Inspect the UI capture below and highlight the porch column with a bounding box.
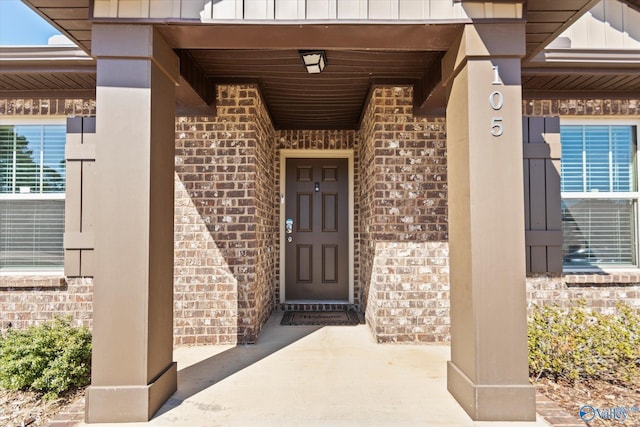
[85,24,178,422]
[443,23,536,421]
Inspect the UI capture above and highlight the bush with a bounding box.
[0,318,92,399]
[528,303,640,387]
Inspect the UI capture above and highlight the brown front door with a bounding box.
[285,158,349,300]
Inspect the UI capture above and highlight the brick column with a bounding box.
[85,24,178,422]
[443,22,536,421]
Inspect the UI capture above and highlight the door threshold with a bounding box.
[284,300,350,305]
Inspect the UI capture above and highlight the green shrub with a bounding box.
[0,318,92,399]
[528,302,640,387]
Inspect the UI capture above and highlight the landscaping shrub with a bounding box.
[0,318,92,399]
[528,303,640,387]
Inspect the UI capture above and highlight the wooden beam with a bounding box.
[158,24,463,51]
[0,89,95,98]
[0,64,95,73]
[413,52,445,115]
[175,50,216,116]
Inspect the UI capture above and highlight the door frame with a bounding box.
[279,149,355,304]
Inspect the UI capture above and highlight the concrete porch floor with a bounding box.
[81,312,550,426]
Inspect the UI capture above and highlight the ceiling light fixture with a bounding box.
[299,50,327,74]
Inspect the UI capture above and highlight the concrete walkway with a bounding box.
[81,312,550,426]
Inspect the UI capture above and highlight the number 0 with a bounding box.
[489,91,504,110]
[491,118,503,137]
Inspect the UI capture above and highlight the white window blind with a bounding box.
[0,199,65,269]
[0,124,66,271]
[561,124,638,267]
[562,199,635,265]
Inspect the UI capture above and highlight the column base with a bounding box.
[85,361,177,423]
[447,361,536,421]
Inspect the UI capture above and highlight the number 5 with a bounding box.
[491,117,503,137]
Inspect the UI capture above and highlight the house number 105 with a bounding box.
[490,65,504,137]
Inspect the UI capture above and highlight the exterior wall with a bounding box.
[556,0,640,50]
[3,92,640,344]
[0,98,96,116]
[523,97,640,314]
[0,278,92,331]
[527,274,640,311]
[174,85,277,345]
[0,97,95,334]
[92,0,471,20]
[359,87,450,343]
[523,98,640,116]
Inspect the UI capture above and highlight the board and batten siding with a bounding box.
[523,116,563,273]
[92,0,472,20]
[557,0,640,50]
[64,117,96,277]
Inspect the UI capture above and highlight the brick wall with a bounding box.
[523,98,640,315]
[4,91,640,346]
[359,87,450,343]
[0,97,95,335]
[0,278,93,332]
[174,85,277,345]
[523,99,640,117]
[527,274,640,312]
[253,93,279,336]
[0,98,96,116]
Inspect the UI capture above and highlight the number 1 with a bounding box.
[492,65,502,85]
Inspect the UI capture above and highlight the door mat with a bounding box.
[280,310,361,326]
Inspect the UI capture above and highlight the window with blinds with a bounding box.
[560,124,638,267]
[0,124,66,271]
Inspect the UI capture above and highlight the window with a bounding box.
[561,124,638,268]
[0,122,66,271]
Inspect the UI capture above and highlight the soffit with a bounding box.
[0,72,95,93]
[190,49,442,129]
[23,0,92,52]
[0,45,96,97]
[521,68,640,99]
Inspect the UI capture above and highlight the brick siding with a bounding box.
[174,85,277,345]
[0,97,95,335]
[527,274,640,312]
[523,99,640,116]
[522,98,640,315]
[359,87,450,343]
[2,93,640,345]
[0,277,92,332]
[0,98,96,116]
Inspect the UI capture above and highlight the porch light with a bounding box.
[299,50,327,74]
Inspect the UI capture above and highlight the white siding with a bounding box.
[92,0,469,20]
[558,0,640,49]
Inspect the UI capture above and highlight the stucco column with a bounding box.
[443,22,536,421]
[85,24,178,423]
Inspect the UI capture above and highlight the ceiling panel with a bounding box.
[190,49,441,129]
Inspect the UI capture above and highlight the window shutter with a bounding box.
[523,116,563,273]
[64,117,95,277]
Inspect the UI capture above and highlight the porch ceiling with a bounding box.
[521,67,640,99]
[189,49,442,129]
